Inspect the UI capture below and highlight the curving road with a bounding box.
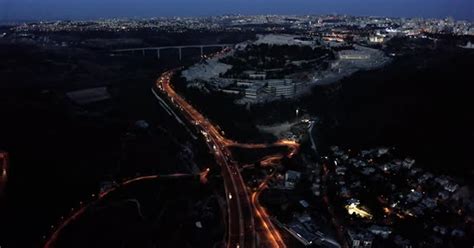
[155,71,256,248]
[155,69,300,248]
[252,169,286,248]
[43,68,299,248]
[43,173,201,248]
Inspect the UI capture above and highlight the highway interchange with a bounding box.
[42,54,301,248]
[155,69,300,248]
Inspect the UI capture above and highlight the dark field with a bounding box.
[316,45,474,178]
[53,178,223,248]
[0,43,194,247]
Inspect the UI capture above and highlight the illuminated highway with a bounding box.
[155,69,300,248]
[156,71,256,248]
[252,169,286,248]
[43,70,299,248]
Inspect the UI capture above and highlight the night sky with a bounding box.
[0,0,473,21]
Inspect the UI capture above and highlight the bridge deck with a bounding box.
[113,44,234,52]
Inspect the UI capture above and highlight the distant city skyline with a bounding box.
[0,0,473,21]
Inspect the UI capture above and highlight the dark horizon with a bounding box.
[1,0,473,22]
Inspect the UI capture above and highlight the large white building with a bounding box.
[338,50,371,60]
[239,78,307,103]
[267,79,297,98]
[243,83,265,101]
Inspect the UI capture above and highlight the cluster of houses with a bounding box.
[328,146,472,247]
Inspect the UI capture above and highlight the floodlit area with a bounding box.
[180,34,391,105]
[345,202,373,219]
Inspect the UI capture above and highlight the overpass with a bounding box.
[112,43,234,60]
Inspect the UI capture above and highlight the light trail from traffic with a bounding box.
[228,139,299,158]
[43,172,201,248]
[156,70,256,248]
[260,155,284,167]
[251,171,286,248]
[156,68,300,248]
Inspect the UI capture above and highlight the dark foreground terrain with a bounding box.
[318,43,474,179]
